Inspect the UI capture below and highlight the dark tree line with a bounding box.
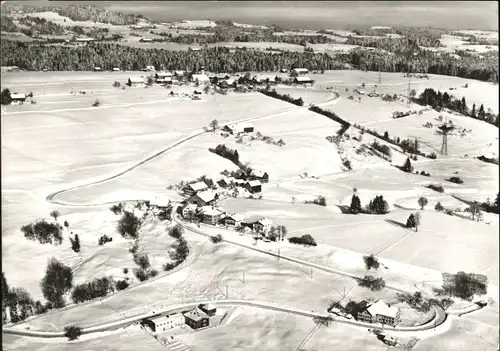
[209,144,240,166]
[3,4,143,25]
[415,88,498,127]
[3,39,497,83]
[260,89,304,106]
[17,16,65,36]
[71,277,114,303]
[309,105,351,135]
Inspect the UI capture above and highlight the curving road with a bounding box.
[3,298,447,339]
[44,91,336,207]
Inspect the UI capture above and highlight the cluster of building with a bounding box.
[123,66,315,89]
[179,178,274,235]
[144,303,217,333]
[331,300,401,327]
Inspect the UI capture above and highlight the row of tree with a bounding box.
[209,144,240,166]
[260,89,304,106]
[414,88,498,127]
[349,193,389,215]
[3,39,497,84]
[3,4,143,25]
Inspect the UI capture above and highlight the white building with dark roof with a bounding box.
[145,313,185,332]
[357,300,400,326]
[128,77,145,87]
[10,93,26,103]
[200,206,224,225]
[184,181,209,195]
[189,189,217,206]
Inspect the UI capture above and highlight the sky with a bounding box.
[6,1,499,31]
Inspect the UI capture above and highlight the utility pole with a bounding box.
[226,284,228,299]
[242,271,245,284]
[310,267,313,278]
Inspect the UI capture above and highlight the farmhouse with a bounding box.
[144,313,185,332]
[174,70,186,78]
[191,73,210,84]
[155,72,172,80]
[128,77,145,87]
[112,67,121,72]
[357,300,400,326]
[198,303,217,317]
[245,180,262,194]
[141,37,153,42]
[184,181,209,196]
[182,203,198,219]
[253,217,273,234]
[184,308,209,330]
[236,122,255,134]
[291,68,309,76]
[200,206,223,225]
[294,76,314,85]
[220,213,243,227]
[10,93,26,103]
[251,170,269,183]
[189,190,217,206]
[93,66,102,72]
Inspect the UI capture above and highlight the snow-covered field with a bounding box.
[2,69,498,350]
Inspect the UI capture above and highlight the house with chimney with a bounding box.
[188,189,218,207]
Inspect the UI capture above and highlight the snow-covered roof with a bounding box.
[201,206,222,216]
[247,180,262,187]
[10,93,26,100]
[190,181,208,192]
[128,77,144,83]
[175,70,186,75]
[183,203,198,212]
[184,308,208,321]
[156,72,172,77]
[157,77,172,83]
[199,303,216,310]
[225,78,236,85]
[192,74,210,82]
[226,214,244,222]
[196,190,216,203]
[366,300,399,318]
[295,76,314,82]
[258,217,273,227]
[112,67,121,71]
[292,68,309,74]
[148,313,183,324]
[252,170,267,177]
[150,196,170,207]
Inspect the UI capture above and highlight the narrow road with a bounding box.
[3,297,447,339]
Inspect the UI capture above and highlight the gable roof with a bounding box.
[148,313,183,325]
[295,76,314,82]
[184,307,208,321]
[195,190,216,203]
[156,72,172,77]
[199,303,216,310]
[225,214,244,222]
[201,205,222,216]
[129,77,144,83]
[247,180,262,187]
[192,74,210,81]
[183,203,198,212]
[189,181,208,192]
[292,68,309,73]
[366,300,399,318]
[252,170,267,178]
